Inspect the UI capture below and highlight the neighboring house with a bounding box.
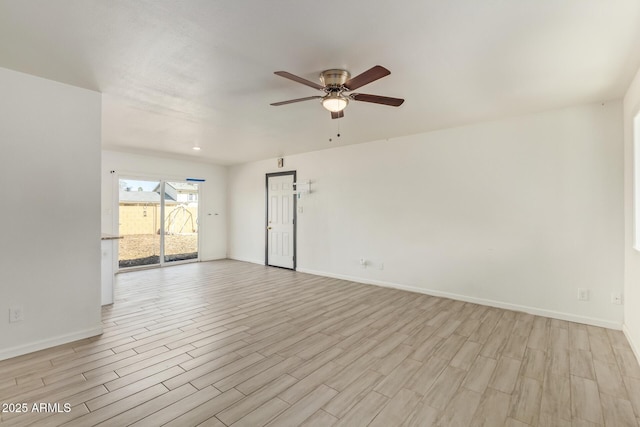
[118,190,161,205]
[152,182,198,204]
[118,182,198,205]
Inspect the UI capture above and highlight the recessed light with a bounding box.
[192,146,201,151]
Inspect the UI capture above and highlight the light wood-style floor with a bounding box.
[1,260,640,426]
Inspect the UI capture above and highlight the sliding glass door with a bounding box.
[118,178,199,269]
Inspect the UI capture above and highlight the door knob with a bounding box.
[267,226,272,230]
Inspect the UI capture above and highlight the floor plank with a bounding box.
[0,259,638,426]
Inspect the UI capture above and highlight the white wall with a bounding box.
[0,67,102,360]
[623,66,640,359]
[229,101,624,328]
[101,150,227,261]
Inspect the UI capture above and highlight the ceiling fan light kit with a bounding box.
[322,92,348,112]
[271,65,404,119]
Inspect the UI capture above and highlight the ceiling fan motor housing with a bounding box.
[320,69,350,91]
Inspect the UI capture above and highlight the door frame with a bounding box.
[265,170,297,270]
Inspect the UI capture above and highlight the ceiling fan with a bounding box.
[270,65,404,119]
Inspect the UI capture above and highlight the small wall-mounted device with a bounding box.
[277,158,284,168]
[293,180,311,199]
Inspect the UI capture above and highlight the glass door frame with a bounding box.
[114,172,201,272]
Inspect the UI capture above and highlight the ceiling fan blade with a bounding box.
[331,110,344,119]
[350,93,404,107]
[270,96,322,106]
[274,71,325,90]
[344,66,390,90]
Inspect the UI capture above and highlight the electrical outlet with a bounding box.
[9,306,24,323]
[359,257,366,268]
[378,262,384,270]
[577,288,589,301]
[611,292,623,305]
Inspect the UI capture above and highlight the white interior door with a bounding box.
[267,173,295,269]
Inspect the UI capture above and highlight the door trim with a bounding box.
[265,171,297,270]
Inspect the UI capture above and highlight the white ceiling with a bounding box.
[1,1,639,165]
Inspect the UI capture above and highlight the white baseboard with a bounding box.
[623,324,640,366]
[297,267,623,330]
[199,256,228,262]
[0,326,103,362]
[228,256,265,266]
